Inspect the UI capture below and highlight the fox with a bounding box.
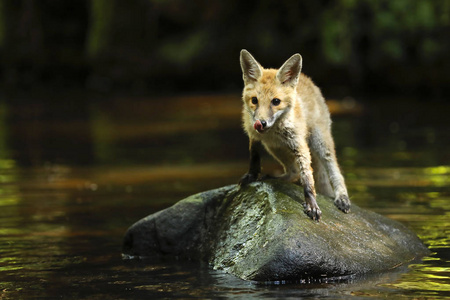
[239,49,350,221]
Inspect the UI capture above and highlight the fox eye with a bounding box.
[272,98,281,106]
[251,97,258,105]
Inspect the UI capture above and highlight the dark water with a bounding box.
[0,94,449,299]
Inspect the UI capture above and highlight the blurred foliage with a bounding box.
[0,0,448,98]
[86,0,115,58]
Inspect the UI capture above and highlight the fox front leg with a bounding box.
[309,128,351,213]
[294,140,322,221]
[239,140,262,186]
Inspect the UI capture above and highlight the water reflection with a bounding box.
[0,94,448,298]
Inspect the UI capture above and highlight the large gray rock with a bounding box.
[122,181,429,282]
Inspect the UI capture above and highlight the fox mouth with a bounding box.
[254,120,268,133]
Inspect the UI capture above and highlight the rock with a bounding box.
[122,180,430,282]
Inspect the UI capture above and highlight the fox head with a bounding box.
[240,49,302,133]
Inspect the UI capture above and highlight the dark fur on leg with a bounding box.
[303,186,322,221]
[239,140,262,186]
[239,173,259,186]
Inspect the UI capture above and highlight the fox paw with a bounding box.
[239,173,258,186]
[303,202,322,221]
[334,194,351,213]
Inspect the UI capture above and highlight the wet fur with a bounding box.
[239,50,350,221]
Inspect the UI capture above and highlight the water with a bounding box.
[0,94,449,299]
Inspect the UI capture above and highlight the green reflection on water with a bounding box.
[344,162,450,298]
[382,259,450,295]
[425,166,450,175]
[424,166,450,187]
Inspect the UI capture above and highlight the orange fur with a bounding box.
[239,50,350,221]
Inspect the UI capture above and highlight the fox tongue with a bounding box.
[254,120,264,132]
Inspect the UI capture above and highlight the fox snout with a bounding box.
[254,119,268,133]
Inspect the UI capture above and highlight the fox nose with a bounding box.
[260,120,267,128]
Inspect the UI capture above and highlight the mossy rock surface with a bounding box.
[122,181,429,282]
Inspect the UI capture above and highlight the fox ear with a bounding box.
[277,54,302,86]
[240,49,262,83]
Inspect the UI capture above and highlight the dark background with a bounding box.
[0,0,448,99]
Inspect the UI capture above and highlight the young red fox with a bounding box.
[239,49,350,221]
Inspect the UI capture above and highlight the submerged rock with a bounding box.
[122,181,429,282]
